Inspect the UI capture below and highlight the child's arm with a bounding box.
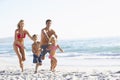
[32,44,36,53]
[57,45,64,53]
[37,41,42,51]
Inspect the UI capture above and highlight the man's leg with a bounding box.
[40,45,49,60]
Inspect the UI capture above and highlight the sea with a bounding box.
[1,37,120,59]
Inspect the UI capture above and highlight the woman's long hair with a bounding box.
[17,20,24,29]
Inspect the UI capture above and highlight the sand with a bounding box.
[0,55,120,80]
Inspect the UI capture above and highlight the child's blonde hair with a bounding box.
[49,35,56,43]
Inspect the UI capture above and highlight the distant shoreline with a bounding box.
[1,36,120,40]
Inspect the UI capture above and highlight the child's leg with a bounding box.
[49,55,53,70]
[38,55,42,65]
[50,58,57,71]
[34,57,41,73]
[52,57,57,71]
[35,63,39,73]
[50,59,54,71]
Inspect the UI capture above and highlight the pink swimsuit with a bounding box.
[49,55,53,59]
[50,45,58,51]
[49,45,58,59]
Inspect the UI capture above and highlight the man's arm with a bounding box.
[52,29,58,39]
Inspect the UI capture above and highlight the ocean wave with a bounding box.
[1,37,120,59]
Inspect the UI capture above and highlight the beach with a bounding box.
[1,55,120,80]
[1,37,120,80]
[1,0,120,79]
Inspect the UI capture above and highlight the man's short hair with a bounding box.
[46,19,51,24]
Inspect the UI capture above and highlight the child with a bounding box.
[32,34,42,73]
[48,36,64,72]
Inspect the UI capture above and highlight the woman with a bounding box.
[13,20,33,72]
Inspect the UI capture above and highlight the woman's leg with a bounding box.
[19,48,26,61]
[19,48,26,72]
[13,44,23,72]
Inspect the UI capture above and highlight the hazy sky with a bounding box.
[0,0,120,39]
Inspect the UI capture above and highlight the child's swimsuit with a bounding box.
[33,54,42,63]
[49,45,58,59]
[50,45,58,51]
[49,55,54,59]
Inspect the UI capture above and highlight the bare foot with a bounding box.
[34,71,37,74]
[50,68,56,72]
[20,62,23,72]
[52,69,56,72]
[50,69,55,72]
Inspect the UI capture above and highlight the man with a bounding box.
[40,19,57,60]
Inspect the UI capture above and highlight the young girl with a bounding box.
[32,34,42,73]
[48,36,64,72]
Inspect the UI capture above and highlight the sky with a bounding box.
[0,0,120,40]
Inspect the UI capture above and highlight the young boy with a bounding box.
[32,34,42,73]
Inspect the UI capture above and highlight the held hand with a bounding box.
[31,37,34,41]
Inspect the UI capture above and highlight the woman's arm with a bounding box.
[25,30,33,41]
